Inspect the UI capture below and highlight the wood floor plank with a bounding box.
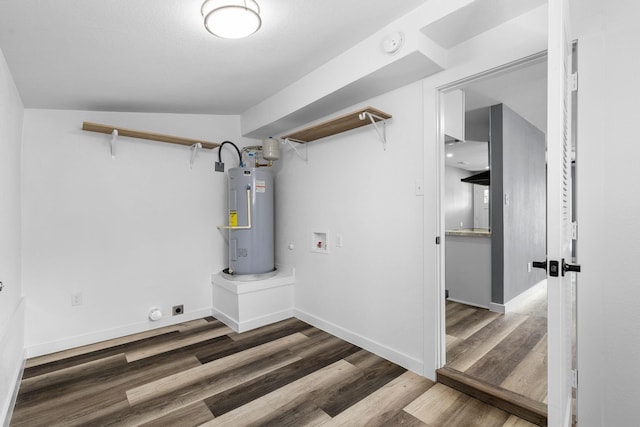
[446,300,471,317]
[17,353,127,395]
[195,318,313,364]
[15,353,201,406]
[125,324,233,362]
[126,332,308,405]
[248,400,332,427]
[447,313,528,372]
[204,337,360,417]
[503,415,540,427]
[138,401,215,427]
[94,350,301,426]
[500,334,548,402]
[404,382,468,424]
[446,306,479,330]
[22,319,208,369]
[10,388,129,427]
[320,355,407,417]
[12,314,541,426]
[327,371,434,426]
[447,307,501,340]
[12,354,203,425]
[465,316,547,385]
[201,360,360,426]
[447,334,463,352]
[380,410,429,426]
[21,330,182,379]
[407,382,517,427]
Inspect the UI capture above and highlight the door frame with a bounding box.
[434,50,549,370]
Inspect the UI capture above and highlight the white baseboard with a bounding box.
[447,297,490,310]
[211,308,240,332]
[293,309,423,374]
[213,307,294,333]
[1,298,26,427]
[489,279,547,314]
[25,307,213,358]
[2,352,25,427]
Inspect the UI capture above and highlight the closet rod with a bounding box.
[82,122,219,149]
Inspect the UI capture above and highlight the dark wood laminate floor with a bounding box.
[445,282,548,404]
[11,316,537,426]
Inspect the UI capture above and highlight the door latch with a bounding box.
[531,260,547,272]
[562,258,581,276]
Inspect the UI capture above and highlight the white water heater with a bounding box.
[226,164,275,275]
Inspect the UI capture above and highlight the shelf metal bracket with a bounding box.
[110,129,118,158]
[359,111,388,150]
[283,138,309,163]
[190,142,202,169]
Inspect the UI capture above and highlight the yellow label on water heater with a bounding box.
[229,210,238,227]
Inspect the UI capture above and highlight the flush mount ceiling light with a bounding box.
[201,0,262,39]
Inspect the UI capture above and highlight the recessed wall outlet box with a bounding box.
[311,231,329,254]
[215,161,225,172]
[172,304,184,315]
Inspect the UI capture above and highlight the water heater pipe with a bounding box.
[217,187,252,230]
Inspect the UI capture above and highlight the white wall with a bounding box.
[573,0,640,425]
[444,166,474,230]
[276,81,427,373]
[21,109,254,356]
[267,3,548,379]
[0,48,25,425]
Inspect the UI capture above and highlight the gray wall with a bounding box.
[491,104,546,304]
[444,166,474,230]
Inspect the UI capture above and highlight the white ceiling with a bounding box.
[445,58,548,172]
[0,0,428,114]
[464,58,548,132]
[421,0,546,49]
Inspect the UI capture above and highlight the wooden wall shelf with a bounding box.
[82,122,219,149]
[281,107,392,143]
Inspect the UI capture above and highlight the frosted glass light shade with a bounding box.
[201,0,262,39]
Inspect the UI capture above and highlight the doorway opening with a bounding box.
[439,53,550,410]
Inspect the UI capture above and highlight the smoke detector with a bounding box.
[382,32,404,54]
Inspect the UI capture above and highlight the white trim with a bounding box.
[294,308,423,375]
[489,279,547,314]
[431,50,549,377]
[25,307,213,358]
[2,354,25,427]
[213,307,294,333]
[0,298,26,427]
[448,297,490,310]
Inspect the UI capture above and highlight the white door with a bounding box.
[547,0,576,425]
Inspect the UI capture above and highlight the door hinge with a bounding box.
[435,236,441,245]
[572,221,578,240]
[571,72,578,92]
[572,369,578,388]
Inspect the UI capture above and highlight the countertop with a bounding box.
[445,228,491,237]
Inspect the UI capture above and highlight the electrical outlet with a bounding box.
[71,292,83,306]
[172,304,184,316]
[215,162,225,172]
